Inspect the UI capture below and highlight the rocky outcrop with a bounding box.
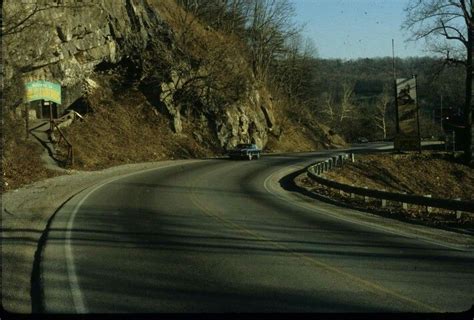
[5,0,171,103]
[4,0,276,150]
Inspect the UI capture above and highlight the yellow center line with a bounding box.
[187,164,441,313]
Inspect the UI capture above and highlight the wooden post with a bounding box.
[402,192,408,210]
[49,101,53,132]
[25,103,29,140]
[414,74,422,154]
[425,195,432,213]
[455,198,462,219]
[452,131,456,153]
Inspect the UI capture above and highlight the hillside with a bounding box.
[325,152,473,200]
[297,152,473,227]
[2,0,345,190]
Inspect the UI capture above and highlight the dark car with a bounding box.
[228,143,261,160]
[356,137,369,143]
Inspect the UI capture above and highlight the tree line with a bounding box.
[175,0,472,162]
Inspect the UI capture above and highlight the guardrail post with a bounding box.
[381,190,387,208]
[425,195,432,213]
[328,159,332,170]
[332,156,338,167]
[455,198,462,219]
[339,155,344,167]
[351,153,355,163]
[402,192,408,210]
[305,160,472,215]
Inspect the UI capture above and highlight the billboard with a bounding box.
[394,77,420,151]
[25,80,61,104]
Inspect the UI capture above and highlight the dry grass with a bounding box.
[61,74,216,171]
[266,126,324,153]
[266,96,346,153]
[296,152,473,228]
[324,152,474,201]
[297,172,473,227]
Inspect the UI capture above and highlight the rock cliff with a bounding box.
[3,0,278,150]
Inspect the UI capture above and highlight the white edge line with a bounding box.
[262,168,470,252]
[63,161,198,313]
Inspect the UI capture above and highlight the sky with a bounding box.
[293,0,428,59]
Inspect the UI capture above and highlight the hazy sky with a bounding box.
[293,0,428,59]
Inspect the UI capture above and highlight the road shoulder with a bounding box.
[1,160,198,313]
[269,166,474,252]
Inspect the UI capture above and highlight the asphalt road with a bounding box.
[40,144,474,313]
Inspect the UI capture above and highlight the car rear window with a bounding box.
[236,144,252,148]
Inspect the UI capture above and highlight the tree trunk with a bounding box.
[465,3,473,164]
[382,117,387,140]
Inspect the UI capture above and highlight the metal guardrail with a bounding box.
[306,154,474,213]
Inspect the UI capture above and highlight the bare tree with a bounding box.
[2,1,95,36]
[177,0,249,34]
[318,82,356,134]
[246,0,300,80]
[403,0,473,163]
[375,90,391,139]
[320,92,336,124]
[339,82,355,123]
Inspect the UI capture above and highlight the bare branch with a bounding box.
[440,21,468,44]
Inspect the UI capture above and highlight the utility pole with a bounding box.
[392,39,399,135]
[465,1,473,163]
[414,74,422,153]
[440,94,443,131]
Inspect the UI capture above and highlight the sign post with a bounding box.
[25,103,29,140]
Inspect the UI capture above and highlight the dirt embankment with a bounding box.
[297,152,473,228]
[325,152,473,201]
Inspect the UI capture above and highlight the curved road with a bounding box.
[40,145,473,313]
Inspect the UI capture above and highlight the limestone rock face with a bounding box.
[4,0,275,150]
[214,89,274,150]
[5,0,169,105]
